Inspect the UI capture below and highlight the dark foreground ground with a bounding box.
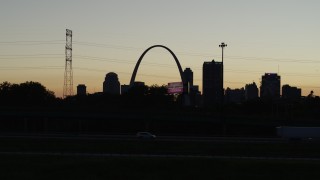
[1,135,320,179]
[1,155,320,180]
[1,135,320,158]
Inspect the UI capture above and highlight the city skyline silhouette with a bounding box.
[1,2,320,179]
[0,1,319,97]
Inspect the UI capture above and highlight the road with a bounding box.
[1,151,320,161]
[1,132,320,160]
[0,132,287,143]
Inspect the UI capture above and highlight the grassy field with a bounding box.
[0,155,320,180]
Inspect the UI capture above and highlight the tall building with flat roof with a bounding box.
[245,82,259,100]
[282,84,301,100]
[260,73,280,99]
[103,72,120,95]
[225,88,245,103]
[133,81,145,87]
[183,68,193,92]
[77,84,86,96]
[202,60,223,107]
[121,84,130,94]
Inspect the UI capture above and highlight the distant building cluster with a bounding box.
[75,60,302,108]
[68,43,306,108]
[201,60,301,107]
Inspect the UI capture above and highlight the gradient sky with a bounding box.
[0,0,319,97]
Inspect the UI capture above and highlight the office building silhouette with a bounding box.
[260,73,280,99]
[77,84,86,96]
[133,81,145,87]
[103,72,120,95]
[202,60,223,106]
[282,84,301,100]
[225,87,245,103]
[183,67,201,106]
[183,68,193,93]
[121,85,130,94]
[245,82,259,100]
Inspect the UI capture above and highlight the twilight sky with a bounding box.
[0,0,319,97]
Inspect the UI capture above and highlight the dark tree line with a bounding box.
[0,81,56,106]
[0,81,320,121]
[0,82,182,110]
[1,81,320,136]
[68,84,180,111]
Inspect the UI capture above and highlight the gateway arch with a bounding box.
[129,45,187,93]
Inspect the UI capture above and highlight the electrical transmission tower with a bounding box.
[63,29,73,98]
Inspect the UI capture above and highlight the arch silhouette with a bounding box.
[130,45,186,92]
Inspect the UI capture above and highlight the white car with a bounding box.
[136,132,156,139]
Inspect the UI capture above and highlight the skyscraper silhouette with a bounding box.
[202,60,223,107]
[245,82,259,101]
[183,68,193,93]
[103,72,120,95]
[260,73,280,99]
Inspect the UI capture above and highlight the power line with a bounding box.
[75,55,320,78]
[1,40,319,88]
[73,41,141,51]
[0,40,319,63]
[0,66,63,70]
[73,67,180,80]
[0,40,64,43]
[0,53,317,78]
[75,55,180,69]
[224,55,320,64]
[0,40,64,46]
[73,41,320,63]
[0,53,319,78]
[0,54,63,60]
[1,65,319,89]
[0,54,63,57]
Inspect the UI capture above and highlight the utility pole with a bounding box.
[219,42,227,135]
[63,29,73,98]
[219,42,227,95]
